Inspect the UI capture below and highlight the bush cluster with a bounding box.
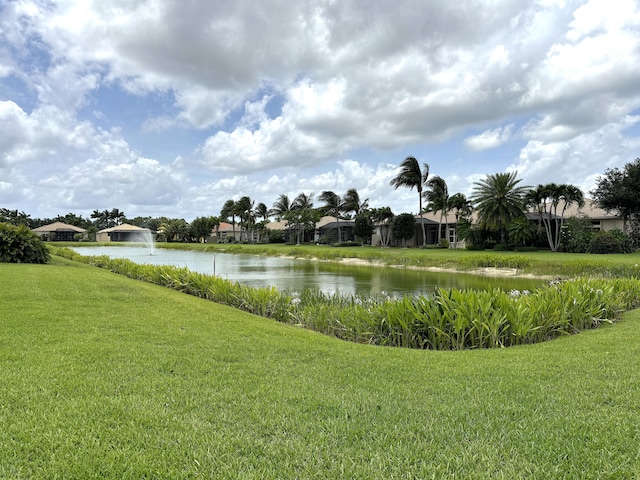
[0,223,51,264]
[588,230,634,254]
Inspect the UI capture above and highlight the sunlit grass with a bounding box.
[2,258,640,477]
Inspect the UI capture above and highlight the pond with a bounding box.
[70,246,544,297]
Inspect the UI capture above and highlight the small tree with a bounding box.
[561,215,594,253]
[354,213,374,244]
[392,213,416,247]
[591,158,640,231]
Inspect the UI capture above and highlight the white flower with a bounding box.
[291,297,301,306]
[509,289,521,298]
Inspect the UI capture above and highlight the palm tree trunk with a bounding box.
[419,195,426,246]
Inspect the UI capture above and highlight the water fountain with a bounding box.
[132,230,155,255]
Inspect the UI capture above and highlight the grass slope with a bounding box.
[1,257,640,478]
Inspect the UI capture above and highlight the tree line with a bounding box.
[3,157,639,250]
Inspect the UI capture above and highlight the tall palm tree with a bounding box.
[423,175,449,244]
[447,192,472,248]
[470,171,530,243]
[220,199,238,243]
[342,188,369,219]
[370,206,394,247]
[318,190,345,243]
[271,194,292,221]
[389,156,430,246]
[255,202,269,222]
[526,183,585,251]
[236,196,254,242]
[290,192,315,244]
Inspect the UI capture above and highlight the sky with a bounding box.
[1,0,640,222]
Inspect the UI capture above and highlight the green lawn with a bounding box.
[2,256,640,478]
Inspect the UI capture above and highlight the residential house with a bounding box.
[96,223,153,242]
[32,222,86,241]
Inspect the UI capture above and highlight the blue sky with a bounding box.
[1,0,639,221]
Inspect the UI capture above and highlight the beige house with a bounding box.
[96,223,152,242]
[562,199,625,232]
[32,222,86,241]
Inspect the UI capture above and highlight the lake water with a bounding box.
[71,246,544,297]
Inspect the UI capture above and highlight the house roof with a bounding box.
[97,223,151,233]
[32,222,86,233]
[561,199,620,220]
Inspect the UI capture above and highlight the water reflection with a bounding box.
[71,246,543,297]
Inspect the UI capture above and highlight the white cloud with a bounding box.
[464,125,514,151]
[2,0,640,220]
[510,115,640,191]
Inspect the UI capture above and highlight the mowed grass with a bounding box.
[2,257,640,478]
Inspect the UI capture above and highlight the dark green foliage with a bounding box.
[0,223,50,264]
[391,213,416,246]
[353,213,374,243]
[465,244,485,251]
[268,229,285,243]
[591,158,640,226]
[588,230,634,254]
[492,243,512,251]
[562,215,594,253]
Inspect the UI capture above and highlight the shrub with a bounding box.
[483,239,497,250]
[562,215,594,253]
[492,243,512,251]
[335,241,362,247]
[437,238,450,249]
[0,223,51,264]
[465,244,484,251]
[588,230,633,254]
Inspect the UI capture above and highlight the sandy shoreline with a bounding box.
[292,255,554,280]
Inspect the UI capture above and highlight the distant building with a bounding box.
[32,222,86,241]
[96,223,152,242]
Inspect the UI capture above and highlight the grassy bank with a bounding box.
[60,241,640,278]
[2,257,640,478]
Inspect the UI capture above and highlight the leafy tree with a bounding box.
[591,158,640,231]
[190,216,217,243]
[423,175,449,242]
[470,171,529,242]
[389,156,430,246]
[0,223,50,263]
[391,213,416,247]
[354,213,374,243]
[561,215,594,253]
